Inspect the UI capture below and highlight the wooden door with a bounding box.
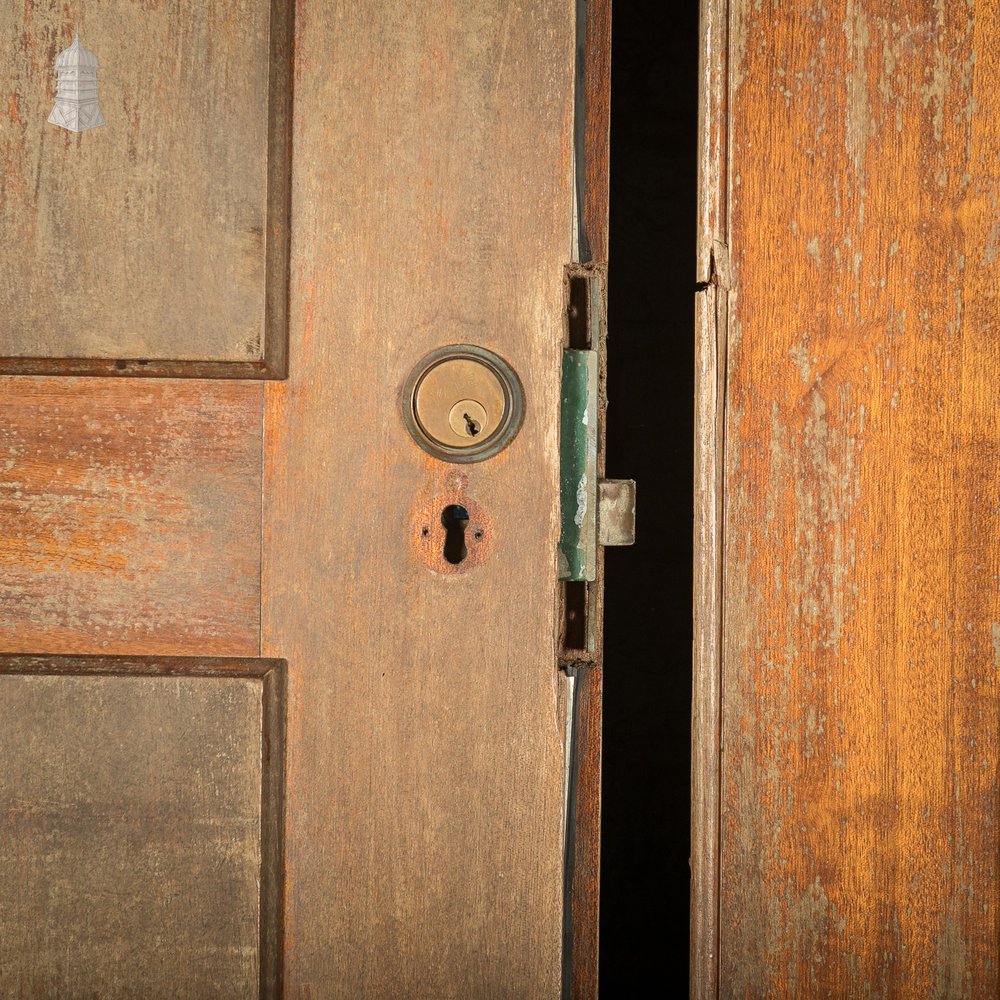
[694,1,999,997]
[0,3,610,996]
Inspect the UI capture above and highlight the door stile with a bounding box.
[561,1,611,998]
[260,3,576,995]
[692,0,730,997]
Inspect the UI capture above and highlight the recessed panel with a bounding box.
[0,378,262,656]
[0,656,285,1000]
[0,2,292,376]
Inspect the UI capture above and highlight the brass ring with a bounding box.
[401,345,524,463]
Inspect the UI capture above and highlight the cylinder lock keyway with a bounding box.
[402,345,524,463]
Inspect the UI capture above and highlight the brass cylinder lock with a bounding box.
[402,345,524,463]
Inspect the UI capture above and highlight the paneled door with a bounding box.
[694,1,999,997]
[0,3,611,997]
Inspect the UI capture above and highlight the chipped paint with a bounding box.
[844,0,872,181]
[806,235,822,267]
[574,472,588,528]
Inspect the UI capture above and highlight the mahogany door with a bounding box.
[694,1,998,997]
[0,3,611,997]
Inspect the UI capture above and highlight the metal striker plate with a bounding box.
[402,345,524,463]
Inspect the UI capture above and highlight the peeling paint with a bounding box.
[806,236,822,267]
[844,0,872,181]
[574,473,588,528]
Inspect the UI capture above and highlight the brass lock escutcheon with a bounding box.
[402,345,524,463]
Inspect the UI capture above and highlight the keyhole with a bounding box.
[463,413,481,436]
[441,504,470,564]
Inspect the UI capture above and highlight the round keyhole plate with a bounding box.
[402,345,524,463]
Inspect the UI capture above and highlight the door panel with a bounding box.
[1,1,583,996]
[0,3,292,376]
[0,655,285,1000]
[262,2,573,995]
[695,0,999,996]
[0,379,262,656]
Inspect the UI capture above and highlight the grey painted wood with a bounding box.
[0,2,291,373]
[0,657,285,999]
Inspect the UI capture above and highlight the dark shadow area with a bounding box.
[441,504,470,565]
[602,2,700,991]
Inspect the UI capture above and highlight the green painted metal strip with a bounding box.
[559,349,598,582]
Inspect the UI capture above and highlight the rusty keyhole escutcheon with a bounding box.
[411,473,494,574]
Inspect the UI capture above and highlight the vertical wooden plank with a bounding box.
[567,3,611,998]
[692,1,729,997]
[717,0,999,995]
[263,3,575,996]
[581,0,612,267]
[567,662,602,1000]
[259,661,287,1000]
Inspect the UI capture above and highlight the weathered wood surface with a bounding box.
[567,3,611,997]
[581,0,612,268]
[566,662,602,1000]
[0,655,285,1000]
[699,0,1000,995]
[0,2,292,373]
[0,379,262,656]
[262,2,574,996]
[691,0,729,994]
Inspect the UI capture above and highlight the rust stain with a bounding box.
[408,468,496,575]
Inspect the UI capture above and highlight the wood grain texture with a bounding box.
[692,1,730,996]
[711,0,1000,995]
[262,2,574,996]
[581,0,611,267]
[566,661,602,1000]
[566,4,611,993]
[0,655,286,1000]
[0,1,292,373]
[691,271,727,1000]
[0,378,262,656]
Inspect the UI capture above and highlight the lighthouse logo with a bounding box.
[48,33,106,133]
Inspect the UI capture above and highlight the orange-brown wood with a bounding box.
[262,3,575,996]
[696,0,1000,995]
[581,0,612,268]
[567,662,602,999]
[0,379,262,656]
[567,3,611,998]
